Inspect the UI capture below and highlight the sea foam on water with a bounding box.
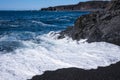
[0,32,120,80]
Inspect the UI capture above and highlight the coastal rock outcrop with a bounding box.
[41,1,109,11]
[58,0,120,46]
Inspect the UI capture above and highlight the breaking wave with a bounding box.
[0,31,120,80]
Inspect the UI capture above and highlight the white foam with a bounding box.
[0,32,120,80]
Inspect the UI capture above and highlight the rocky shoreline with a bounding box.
[58,0,120,46]
[30,0,120,80]
[41,1,109,11]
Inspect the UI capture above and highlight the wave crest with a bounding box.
[32,20,56,27]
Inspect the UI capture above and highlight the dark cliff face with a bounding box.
[41,1,109,11]
[58,0,120,46]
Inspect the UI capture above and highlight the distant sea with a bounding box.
[0,11,120,80]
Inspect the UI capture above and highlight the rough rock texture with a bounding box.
[58,0,120,46]
[41,1,109,11]
[30,62,120,80]
[108,0,120,10]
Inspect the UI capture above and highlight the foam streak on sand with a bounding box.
[0,32,120,80]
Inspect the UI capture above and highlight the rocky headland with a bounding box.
[58,0,120,46]
[30,0,120,80]
[41,1,109,11]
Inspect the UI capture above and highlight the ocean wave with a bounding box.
[55,16,71,22]
[0,41,24,53]
[10,25,19,28]
[0,32,37,41]
[0,32,120,80]
[0,20,10,22]
[55,18,70,22]
[32,20,56,27]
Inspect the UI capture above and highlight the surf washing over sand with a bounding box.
[0,11,120,80]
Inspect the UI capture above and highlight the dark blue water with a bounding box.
[0,11,89,52]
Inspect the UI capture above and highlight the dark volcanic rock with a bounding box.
[108,0,120,10]
[58,0,120,46]
[30,62,120,80]
[41,1,109,11]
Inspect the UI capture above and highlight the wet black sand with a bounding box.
[30,62,120,80]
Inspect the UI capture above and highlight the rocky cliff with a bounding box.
[58,0,120,46]
[41,1,109,11]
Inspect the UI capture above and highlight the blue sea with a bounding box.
[0,11,120,80]
[0,11,89,52]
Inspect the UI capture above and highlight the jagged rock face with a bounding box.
[109,0,120,10]
[87,12,120,45]
[58,0,120,46]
